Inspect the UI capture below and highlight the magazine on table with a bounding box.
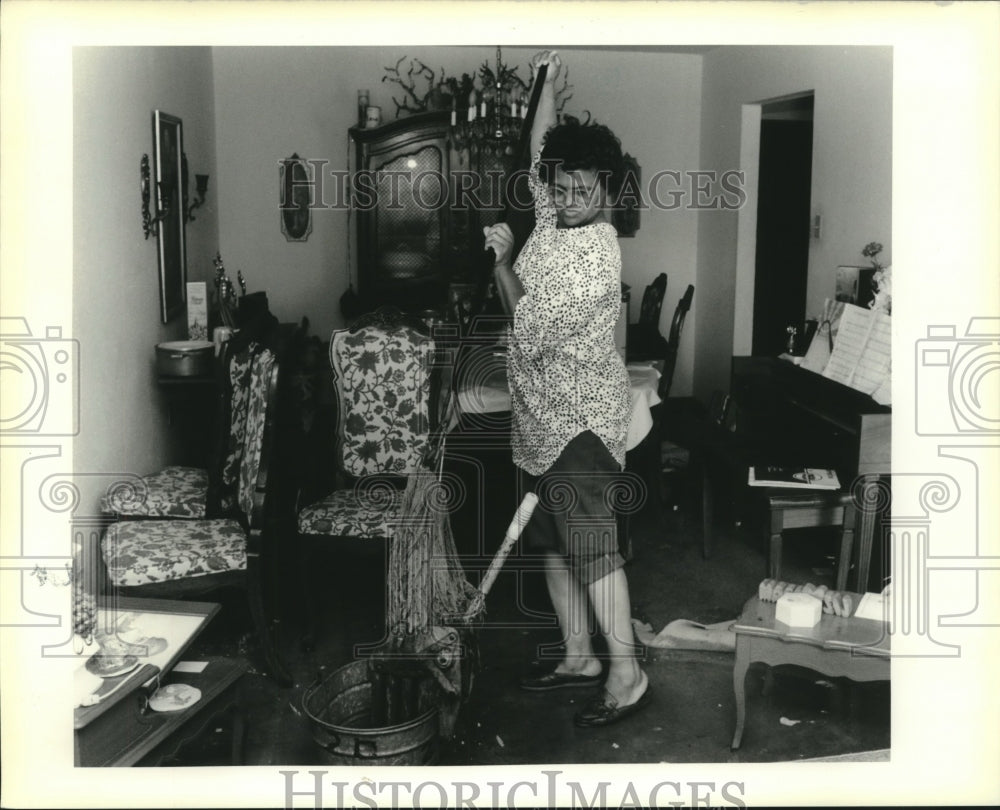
[748,466,841,490]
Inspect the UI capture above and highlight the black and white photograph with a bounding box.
[1,2,998,808]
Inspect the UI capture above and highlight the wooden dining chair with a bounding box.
[100,346,292,685]
[100,339,261,521]
[626,272,668,363]
[294,307,447,647]
[658,284,695,400]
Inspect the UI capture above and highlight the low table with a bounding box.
[73,598,248,767]
[76,655,248,767]
[731,594,890,750]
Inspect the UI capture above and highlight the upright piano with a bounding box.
[728,355,891,591]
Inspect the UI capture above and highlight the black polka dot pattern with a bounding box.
[507,152,630,476]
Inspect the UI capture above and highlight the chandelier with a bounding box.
[448,47,531,158]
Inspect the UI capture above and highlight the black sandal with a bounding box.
[573,685,652,727]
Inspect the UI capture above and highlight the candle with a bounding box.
[480,100,487,118]
[357,89,370,127]
[451,109,457,127]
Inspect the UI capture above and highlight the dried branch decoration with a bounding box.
[382,56,442,116]
[381,53,573,117]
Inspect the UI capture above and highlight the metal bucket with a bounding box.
[302,659,440,766]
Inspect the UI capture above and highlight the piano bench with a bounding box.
[764,491,856,592]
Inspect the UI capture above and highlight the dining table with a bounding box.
[445,343,666,560]
[453,345,663,450]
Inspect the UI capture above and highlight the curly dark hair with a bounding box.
[538,115,625,199]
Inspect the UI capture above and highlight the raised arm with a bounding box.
[529,50,561,158]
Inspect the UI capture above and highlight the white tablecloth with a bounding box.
[456,359,661,451]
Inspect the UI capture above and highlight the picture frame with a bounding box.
[835,264,875,308]
[153,111,188,323]
[279,153,313,241]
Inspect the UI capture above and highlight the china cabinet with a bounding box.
[350,112,506,313]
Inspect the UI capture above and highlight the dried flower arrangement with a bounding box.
[862,241,892,314]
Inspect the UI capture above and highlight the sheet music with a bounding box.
[822,304,891,396]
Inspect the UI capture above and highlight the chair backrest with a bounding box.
[329,310,436,479]
[237,347,280,523]
[638,273,668,328]
[208,340,262,515]
[659,284,695,400]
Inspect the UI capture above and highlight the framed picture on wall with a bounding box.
[279,153,313,241]
[835,264,875,308]
[153,111,188,323]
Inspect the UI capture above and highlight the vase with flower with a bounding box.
[862,241,892,315]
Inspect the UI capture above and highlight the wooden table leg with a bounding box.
[731,638,751,750]
[854,474,881,592]
[837,502,856,593]
[768,506,784,580]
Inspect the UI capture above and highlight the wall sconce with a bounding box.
[181,152,209,224]
[140,153,169,240]
[142,153,209,238]
[184,174,208,222]
[186,172,209,222]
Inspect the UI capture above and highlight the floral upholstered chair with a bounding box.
[100,347,292,685]
[295,308,442,644]
[100,341,260,520]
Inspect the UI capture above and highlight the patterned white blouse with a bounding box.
[507,152,631,476]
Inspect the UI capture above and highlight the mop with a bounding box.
[366,63,549,739]
[368,465,537,738]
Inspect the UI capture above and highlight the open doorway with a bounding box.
[751,93,814,356]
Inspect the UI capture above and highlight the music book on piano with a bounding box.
[748,466,841,490]
[821,303,891,400]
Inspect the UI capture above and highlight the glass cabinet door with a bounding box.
[371,143,445,289]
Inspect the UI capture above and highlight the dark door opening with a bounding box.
[752,94,814,357]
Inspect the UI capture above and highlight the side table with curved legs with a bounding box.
[730,594,890,751]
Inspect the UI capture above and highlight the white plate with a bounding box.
[85,654,139,679]
[148,683,202,712]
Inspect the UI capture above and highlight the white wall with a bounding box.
[73,47,219,508]
[211,46,703,395]
[696,46,892,402]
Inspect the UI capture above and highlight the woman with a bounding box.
[483,50,650,728]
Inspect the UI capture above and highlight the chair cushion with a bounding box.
[101,519,246,586]
[297,488,403,539]
[100,466,209,518]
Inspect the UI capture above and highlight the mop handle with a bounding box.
[462,492,539,620]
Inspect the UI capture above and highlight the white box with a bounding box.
[775,592,822,628]
[186,282,208,340]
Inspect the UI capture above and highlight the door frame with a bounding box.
[733,103,762,356]
[733,91,815,356]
